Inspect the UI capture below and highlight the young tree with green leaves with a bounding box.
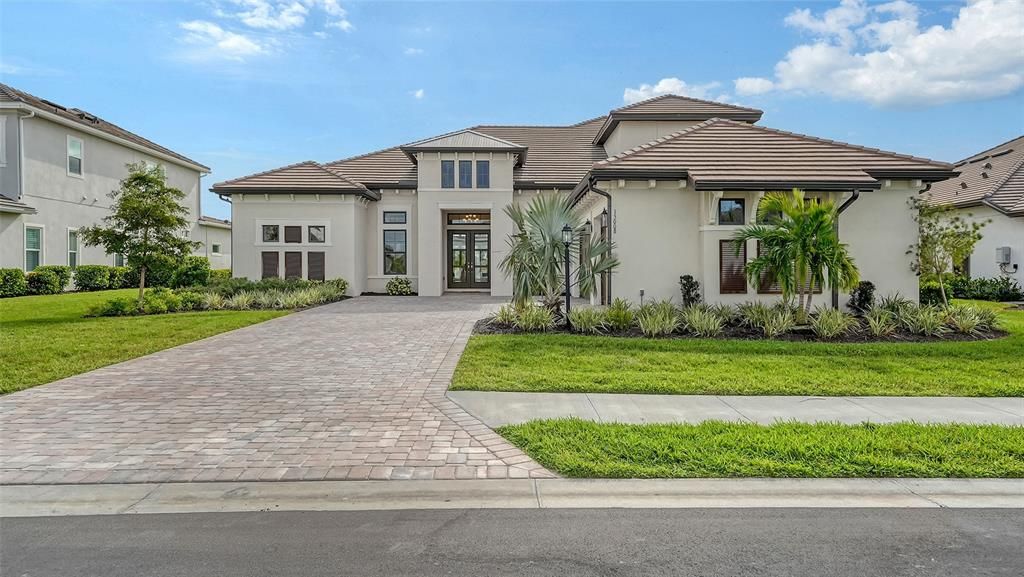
[732,189,860,323]
[500,193,619,313]
[906,196,987,306]
[80,163,199,309]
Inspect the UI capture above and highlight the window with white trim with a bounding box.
[67,136,83,176]
[211,243,222,254]
[67,229,79,269]
[114,253,125,267]
[0,116,7,167]
[25,227,42,271]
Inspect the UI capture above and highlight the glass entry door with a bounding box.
[448,231,490,289]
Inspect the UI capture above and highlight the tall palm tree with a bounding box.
[732,189,859,322]
[501,193,618,312]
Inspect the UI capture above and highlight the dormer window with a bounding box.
[458,160,473,188]
[441,160,455,188]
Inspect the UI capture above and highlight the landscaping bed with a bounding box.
[498,419,1024,478]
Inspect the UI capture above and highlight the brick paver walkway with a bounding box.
[0,296,553,484]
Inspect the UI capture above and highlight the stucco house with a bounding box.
[0,83,226,274]
[212,95,956,305]
[928,135,1023,282]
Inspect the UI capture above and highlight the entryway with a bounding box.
[447,230,490,290]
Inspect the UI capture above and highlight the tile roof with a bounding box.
[928,135,1024,217]
[594,118,955,189]
[211,161,380,200]
[198,215,232,228]
[0,193,37,214]
[593,94,763,144]
[402,129,525,151]
[0,83,209,171]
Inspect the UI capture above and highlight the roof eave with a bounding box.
[210,187,381,201]
[865,169,959,182]
[692,180,882,191]
[399,146,528,167]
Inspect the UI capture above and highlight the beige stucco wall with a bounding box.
[957,205,1023,282]
[363,190,418,293]
[196,223,232,270]
[0,111,20,198]
[0,113,205,272]
[602,120,699,158]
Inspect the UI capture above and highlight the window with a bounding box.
[308,252,325,281]
[284,226,302,243]
[383,230,407,275]
[261,252,279,279]
[718,199,745,225]
[719,240,747,294]
[446,213,490,225]
[67,136,83,176]
[383,211,407,224]
[262,225,280,242]
[25,227,42,271]
[0,116,7,166]
[211,243,222,254]
[308,225,326,243]
[67,230,78,269]
[114,253,125,267]
[458,160,473,188]
[441,160,455,188]
[476,160,490,189]
[284,251,302,279]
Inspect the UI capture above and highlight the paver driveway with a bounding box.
[0,296,552,484]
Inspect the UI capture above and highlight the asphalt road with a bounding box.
[2,508,1022,577]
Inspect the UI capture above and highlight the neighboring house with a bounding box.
[928,135,1023,282]
[212,95,955,304]
[197,216,232,270]
[0,83,218,274]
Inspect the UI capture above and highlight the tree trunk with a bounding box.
[938,273,948,307]
[805,289,814,319]
[137,266,146,310]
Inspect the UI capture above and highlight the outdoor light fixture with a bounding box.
[600,208,608,228]
[562,224,573,329]
[583,220,593,237]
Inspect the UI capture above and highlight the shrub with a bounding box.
[606,298,635,332]
[26,269,63,295]
[569,307,607,334]
[974,307,1000,332]
[967,277,1024,302]
[210,269,232,281]
[225,290,257,310]
[124,255,176,289]
[759,309,795,338]
[919,281,943,306]
[708,303,739,326]
[678,275,701,307]
[492,304,518,327]
[680,306,724,337]
[514,304,555,332]
[738,301,772,328]
[73,265,111,291]
[847,281,876,313]
[386,276,414,296]
[255,289,285,309]
[944,305,983,335]
[324,278,349,296]
[810,307,857,339]
[636,300,680,337]
[878,293,915,317]
[87,296,138,317]
[0,268,28,297]
[177,290,204,311]
[901,305,949,337]
[865,306,897,337]
[34,265,71,290]
[109,266,131,288]
[201,292,225,311]
[172,256,211,288]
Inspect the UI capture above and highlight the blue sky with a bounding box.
[2,0,1022,220]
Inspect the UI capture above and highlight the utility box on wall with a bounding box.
[996,246,1012,265]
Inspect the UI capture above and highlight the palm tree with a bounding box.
[501,193,619,313]
[732,189,859,322]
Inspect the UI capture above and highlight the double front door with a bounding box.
[448,231,490,289]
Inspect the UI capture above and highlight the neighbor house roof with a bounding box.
[592,118,955,190]
[0,83,210,172]
[197,215,231,229]
[928,135,1024,217]
[211,161,380,200]
[592,94,763,145]
[0,193,37,214]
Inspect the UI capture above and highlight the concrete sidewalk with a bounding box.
[3,478,1023,516]
[446,391,1024,427]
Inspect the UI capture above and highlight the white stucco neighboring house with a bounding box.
[0,83,227,274]
[928,135,1024,282]
[212,95,956,305]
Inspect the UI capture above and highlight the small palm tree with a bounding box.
[732,189,859,322]
[501,194,618,313]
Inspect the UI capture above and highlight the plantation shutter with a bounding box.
[261,251,279,279]
[284,251,302,279]
[719,240,747,294]
[284,226,302,243]
[307,252,325,281]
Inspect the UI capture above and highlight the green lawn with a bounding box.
[498,419,1024,478]
[0,290,287,394]
[452,301,1024,397]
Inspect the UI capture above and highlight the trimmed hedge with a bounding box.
[26,269,63,295]
[110,266,132,289]
[33,265,71,291]
[210,268,231,281]
[172,256,211,288]
[73,265,112,291]
[0,268,28,298]
[921,276,1024,305]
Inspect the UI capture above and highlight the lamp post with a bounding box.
[561,224,572,330]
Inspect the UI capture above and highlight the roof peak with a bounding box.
[612,93,763,115]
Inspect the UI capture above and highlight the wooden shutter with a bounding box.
[719,240,747,294]
[307,252,325,281]
[261,251,279,279]
[284,226,302,243]
[284,251,302,279]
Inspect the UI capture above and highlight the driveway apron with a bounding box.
[0,296,552,483]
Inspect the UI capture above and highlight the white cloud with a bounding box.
[404,47,424,56]
[179,20,265,61]
[623,77,728,104]
[735,0,1024,106]
[217,0,353,33]
[411,88,425,99]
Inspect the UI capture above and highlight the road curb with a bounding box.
[2,478,1022,517]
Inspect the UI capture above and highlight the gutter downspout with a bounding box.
[215,192,233,277]
[17,109,35,200]
[586,175,613,303]
[831,189,861,309]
